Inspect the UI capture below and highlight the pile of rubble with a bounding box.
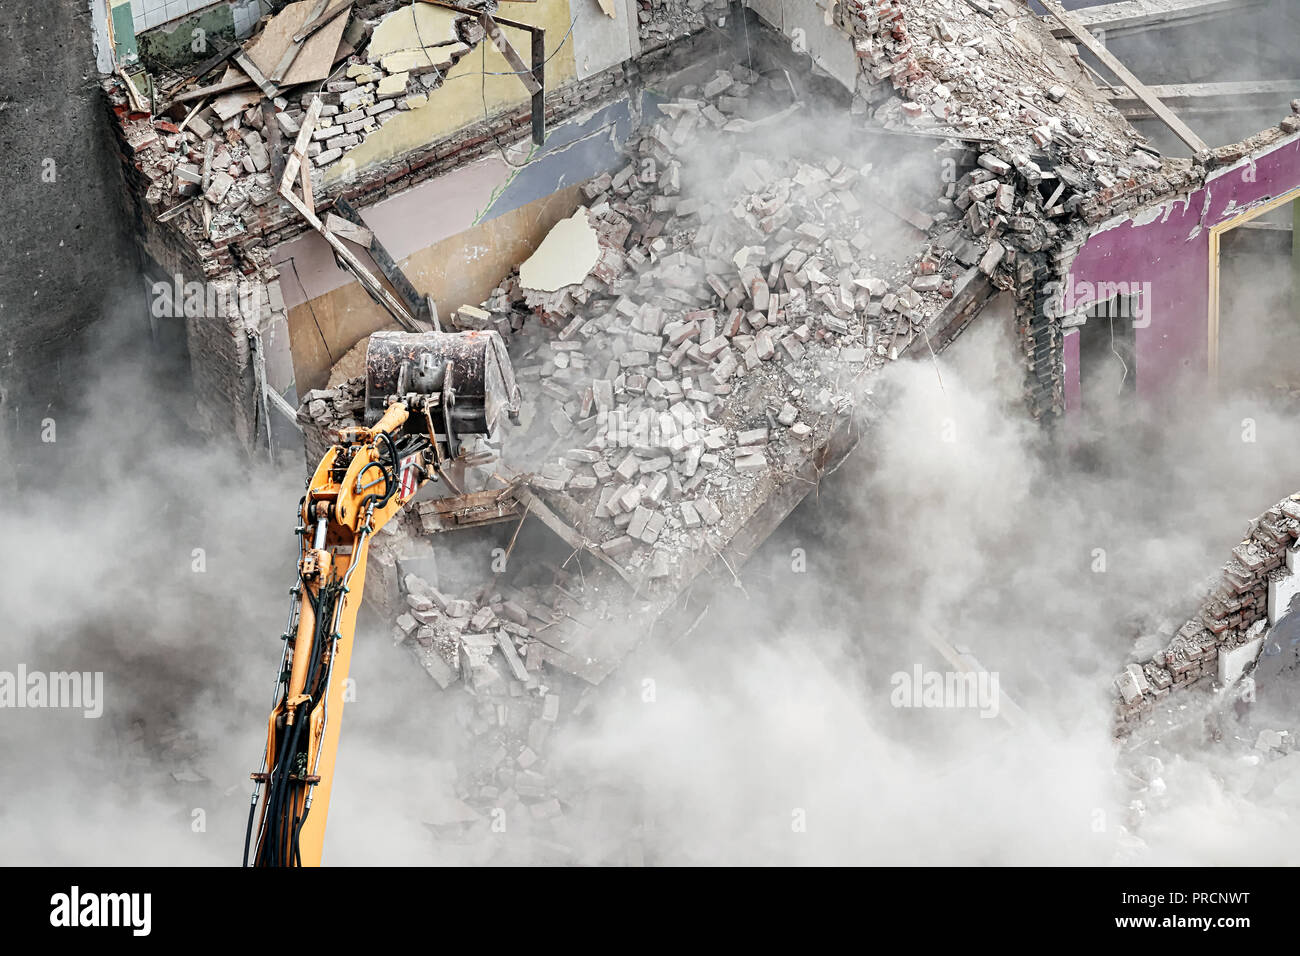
[108,79,283,255]
[305,67,960,590]
[636,0,715,49]
[103,2,512,256]
[377,540,597,838]
[830,0,1215,418]
[297,67,975,840]
[1113,494,1300,733]
[842,0,1160,182]
[296,377,368,463]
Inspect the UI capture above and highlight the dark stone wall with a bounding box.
[0,2,144,484]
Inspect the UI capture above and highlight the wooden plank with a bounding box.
[163,42,239,97]
[174,74,253,105]
[911,268,995,356]
[272,0,334,83]
[1104,79,1300,109]
[1040,0,1208,153]
[157,198,198,223]
[117,67,149,112]
[277,104,420,333]
[1049,0,1265,38]
[282,187,421,331]
[210,86,262,119]
[291,0,334,42]
[515,487,635,585]
[233,50,280,99]
[324,211,373,246]
[334,197,429,324]
[266,385,305,430]
[244,0,351,88]
[281,96,322,195]
[299,152,315,213]
[481,14,541,96]
[177,97,208,132]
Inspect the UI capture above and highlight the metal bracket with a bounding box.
[416,0,547,147]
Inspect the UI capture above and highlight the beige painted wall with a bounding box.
[285,184,583,391]
[324,0,580,186]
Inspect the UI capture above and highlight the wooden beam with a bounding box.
[1049,0,1266,38]
[163,42,239,98]
[333,197,429,325]
[291,0,336,43]
[515,487,635,585]
[282,188,421,331]
[233,50,280,99]
[912,268,995,357]
[416,0,546,146]
[265,385,304,430]
[173,74,253,104]
[280,96,322,196]
[299,152,315,214]
[1104,79,1300,109]
[1041,0,1208,153]
[481,14,541,96]
[157,197,198,223]
[279,97,420,332]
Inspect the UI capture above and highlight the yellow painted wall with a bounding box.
[286,184,583,391]
[324,0,577,186]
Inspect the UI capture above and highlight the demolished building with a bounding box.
[94,0,1300,848]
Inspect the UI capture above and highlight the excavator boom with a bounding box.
[244,330,520,867]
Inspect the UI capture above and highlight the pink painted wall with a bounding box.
[1063,133,1300,414]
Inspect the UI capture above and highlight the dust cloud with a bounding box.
[5,51,1300,865]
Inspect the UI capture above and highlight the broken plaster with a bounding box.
[518,207,601,292]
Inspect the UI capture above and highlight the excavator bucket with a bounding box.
[363,329,522,437]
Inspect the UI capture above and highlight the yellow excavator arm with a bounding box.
[244,330,521,867]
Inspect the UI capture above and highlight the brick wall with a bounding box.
[1114,494,1300,733]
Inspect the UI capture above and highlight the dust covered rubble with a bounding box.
[295,70,975,849]
[844,0,1162,179]
[303,68,964,593]
[381,536,613,854]
[296,377,368,463]
[636,0,715,48]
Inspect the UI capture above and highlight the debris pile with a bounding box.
[107,78,283,263]
[637,0,715,48]
[103,1,516,258]
[295,378,368,463]
[385,550,598,842]
[304,68,956,593]
[842,0,1160,183]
